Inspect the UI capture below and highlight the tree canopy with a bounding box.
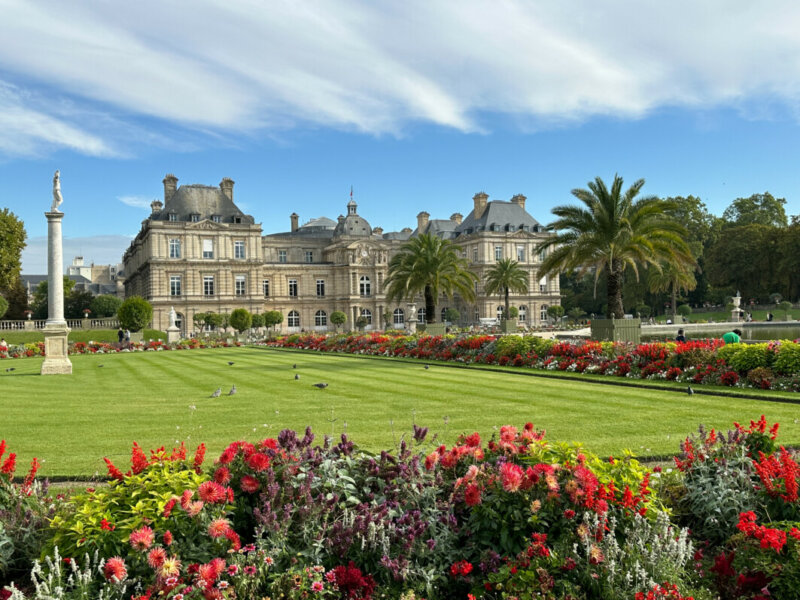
[384,233,477,323]
[0,209,26,294]
[483,258,529,321]
[722,192,788,228]
[229,308,253,333]
[117,296,153,332]
[537,175,692,319]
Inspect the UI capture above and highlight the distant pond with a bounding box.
[642,323,800,342]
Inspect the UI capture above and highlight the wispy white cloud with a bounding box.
[118,195,153,210]
[22,235,132,274]
[2,0,800,157]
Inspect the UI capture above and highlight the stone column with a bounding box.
[41,211,72,375]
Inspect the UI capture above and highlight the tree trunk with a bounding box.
[671,283,677,322]
[504,286,510,321]
[606,261,625,319]
[424,285,436,323]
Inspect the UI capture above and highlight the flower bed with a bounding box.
[265,333,800,392]
[0,338,241,360]
[2,415,800,599]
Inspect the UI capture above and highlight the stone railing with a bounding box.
[0,317,120,331]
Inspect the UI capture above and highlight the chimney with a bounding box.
[220,177,234,201]
[510,194,527,211]
[473,192,489,219]
[150,199,163,214]
[290,212,299,232]
[416,211,430,233]
[373,226,383,235]
[401,227,412,234]
[163,174,178,203]
[450,212,463,225]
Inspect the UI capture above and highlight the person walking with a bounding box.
[124,329,131,347]
[0,338,8,352]
[117,327,124,345]
[675,329,687,343]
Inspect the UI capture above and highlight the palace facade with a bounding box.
[122,175,561,334]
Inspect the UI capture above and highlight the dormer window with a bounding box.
[191,213,201,222]
[212,215,222,223]
[233,216,242,224]
[168,213,178,222]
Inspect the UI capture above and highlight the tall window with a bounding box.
[360,276,371,297]
[288,278,298,297]
[472,247,478,262]
[360,308,372,324]
[441,307,449,322]
[168,212,178,222]
[235,275,246,296]
[316,279,325,297]
[417,308,426,323]
[278,250,287,263]
[202,239,214,259]
[393,308,404,325]
[538,248,547,262]
[203,276,214,296]
[262,279,270,297]
[539,276,547,292]
[305,250,313,263]
[170,275,181,296]
[494,245,503,261]
[315,310,327,327]
[211,215,222,223]
[169,238,181,258]
[517,246,525,262]
[519,305,527,322]
[497,306,505,320]
[540,304,549,322]
[234,241,246,259]
[288,310,300,327]
[191,214,200,222]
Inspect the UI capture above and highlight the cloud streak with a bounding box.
[118,196,152,210]
[2,0,800,157]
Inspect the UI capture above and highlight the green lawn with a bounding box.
[0,329,167,345]
[2,347,800,477]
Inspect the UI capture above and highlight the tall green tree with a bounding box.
[117,296,153,332]
[0,209,26,294]
[31,277,76,319]
[90,294,123,318]
[722,192,788,228]
[536,175,692,319]
[705,224,778,301]
[484,258,529,321]
[384,233,477,323]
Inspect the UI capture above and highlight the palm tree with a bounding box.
[648,261,697,322]
[536,175,692,319]
[385,233,477,323]
[484,258,529,321]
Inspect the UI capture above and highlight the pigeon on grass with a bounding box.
[211,387,222,398]
[312,382,328,389]
[228,361,235,366]
[228,385,237,396]
[295,374,300,380]
[687,386,694,396]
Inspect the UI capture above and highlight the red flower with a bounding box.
[147,547,166,569]
[246,452,271,472]
[213,467,231,485]
[564,509,576,519]
[450,560,473,577]
[163,498,177,518]
[1,453,17,478]
[163,530,173,546]
[193,443,206,473]
[129,526,155,551]
[464,483,482,506]
[100,518,115,531]
[500,462,524,492]
[103,556,127,582]
[198,481,227,504]
[240,475,260,493]
[131,442,149,474]
[104,457,124,481]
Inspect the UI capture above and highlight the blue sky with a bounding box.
[2,1,800,273]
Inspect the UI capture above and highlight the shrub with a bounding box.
[116,296,153,332]
[250,312,265,328]
[747,367,774,389]
[264,310,283,332]
[229,308,253,333]
[774,341,800,375]
[89,295,123,318]
[720,370,739,386]
[728,343,772,372]
[330,310,347,330]
[0,295,7,320]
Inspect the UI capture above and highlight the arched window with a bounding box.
[393,308,405,325]
[360,309,372,324]
[288,310,300,328]
[540,304,549,322]
[518,305,527,322]
[176,313,184,331]
[360,276,371,297]
[417,307,426,323]
[315,310,327,327]
[441,307,448,322]
[497,306,505,321]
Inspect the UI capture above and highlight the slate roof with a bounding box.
[151,184,255,224]
[412,219,459,239]
[455,201,542,235]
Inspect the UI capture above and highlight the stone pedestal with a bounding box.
[42,211,72,375]
[166,326,181,344]
[41,322,72,374]
[24,321,35,331]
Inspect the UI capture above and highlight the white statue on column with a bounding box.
[51,170,63,212]
[169,306,178,329]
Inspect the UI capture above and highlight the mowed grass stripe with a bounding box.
[2,348,800,476]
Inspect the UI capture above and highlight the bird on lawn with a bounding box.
[294,374,300,380]
[312,382,328,389]
[211,387,222,398]
[5,367,15,372]
[98,364,104,368]
[228,361,235,366]
[293,364,297,369]
[424,365,429,370]
[228,385,237,396]
[687,386,694,396]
